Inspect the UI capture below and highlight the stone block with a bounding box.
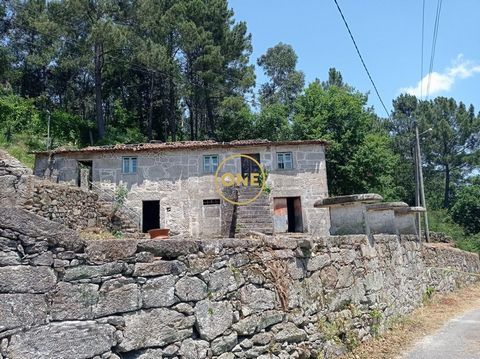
[7,321,116,359]
[95,278,141,317]
[211,332,238,355]
[0,294,47,332]
[175,276,207,302]
[194,300,233,340]
[239,284,276,316]
[178,338,209,359]
[0,266,56,293]
[86,240,138,264]
[232,310,284,335]
[207,267,244,298]
[137,240,199,259]
[0,251,20,266]
[30,252,54,266]
[63,262,126,281]
[306,254,330,271]
[274,322,307,343]
[142,275,177,308]
[50,282,99,321]
[119,308,195,352]
[133,260,186,277]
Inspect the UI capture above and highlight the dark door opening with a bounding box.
[274,197,303,233]
[77,161,92,189]
[142,200,160,233]
[241,153,260,185]
[287,198,296,232]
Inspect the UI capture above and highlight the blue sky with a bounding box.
[229,0,480,116]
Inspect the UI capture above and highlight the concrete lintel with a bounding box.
[393,206,426,214]
[314,193,383,207]
[366,202,409,212]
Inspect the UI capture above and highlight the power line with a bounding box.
[332,0,390,118]
[420,0,425,99]
[426,0,443,99]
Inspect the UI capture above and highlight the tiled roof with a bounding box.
[33,139,328,156]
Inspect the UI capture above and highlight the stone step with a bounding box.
[237,209,272,218]
[236,198,270,203]
[237,206,271,212]
[236,227,274,234]
[237,218,273,226]
[237,207,271,212]
[236,194,269,200]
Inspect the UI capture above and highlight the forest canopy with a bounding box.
[1,0,479,247]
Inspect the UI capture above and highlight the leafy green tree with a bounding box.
[386,94,420,205]
[388,94,479,209]
[423,98,480,208]
[450,184,480,235]
[253,103,291,141]
[216,96,253,142]
[293,79,399,197]
[0,94,40,141]
[257,42,304,109]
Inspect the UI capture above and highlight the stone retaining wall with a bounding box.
[26,180,103,230]
[1,208,479,359]
[0,150,138,234]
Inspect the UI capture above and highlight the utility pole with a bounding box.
[46,109,51,151]
[414,120,430,242]
[45,0,51,151]
[413,140,422,237]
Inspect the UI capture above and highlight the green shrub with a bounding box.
[450,185,480,235]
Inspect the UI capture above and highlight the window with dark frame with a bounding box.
[122,157,138,174]
[277,152,293,170]
[203,155,219,173]
[203,199,221,205]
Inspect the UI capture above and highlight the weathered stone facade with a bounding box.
[33,140,330,237]
[1,207,479,359]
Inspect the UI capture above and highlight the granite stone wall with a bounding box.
[27,180,103,230]
[1,208,479,359]
[0,151,138,234]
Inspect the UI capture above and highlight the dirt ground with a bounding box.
[339,283,480,359]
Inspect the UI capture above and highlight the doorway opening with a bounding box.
[273,197,303,233]
[77,161,92,189]
[142,200,160,233]
[241,153,260,185]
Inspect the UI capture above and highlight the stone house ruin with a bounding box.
[33,140,330,237]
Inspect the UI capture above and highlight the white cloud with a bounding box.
[400,54,480,97]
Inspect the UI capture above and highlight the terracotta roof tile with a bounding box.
[33,139,328,156]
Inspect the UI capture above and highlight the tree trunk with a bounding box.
[147,74,154,141]
[168,76,176,141]
[187,100,195,141]
[94,41,105,140]
[444,163,450,208]
[205,91,215,138]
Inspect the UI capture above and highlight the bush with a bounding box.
[450,185,480,235]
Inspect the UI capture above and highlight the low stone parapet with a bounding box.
[314,193,383,235]
[315,194,425,237]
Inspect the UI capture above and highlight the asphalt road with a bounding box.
[401,308,480,359]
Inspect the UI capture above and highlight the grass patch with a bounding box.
[429,209,480,254]
[0,137,35,168]
[338,284,480,359]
